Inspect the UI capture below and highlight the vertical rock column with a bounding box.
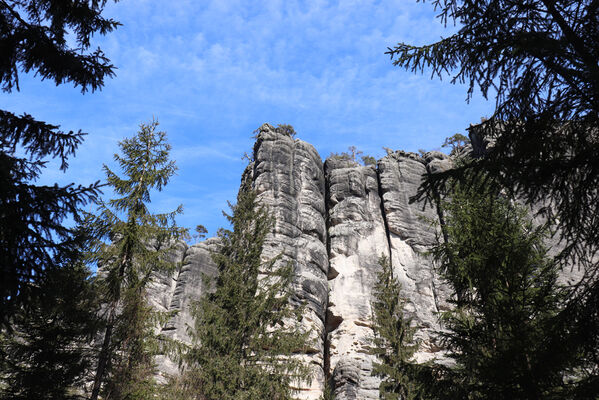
[250,124,329,399]
[325,158,390,400]
[377,151,452,362]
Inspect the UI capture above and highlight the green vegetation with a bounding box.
[181,187,312,399]
[361,155,377,166]
[0,263,100,400]
[329,146,377,166]
[319,382,336,400]
[441,133,469,155]
[431,166,589,399]
[390,3,599,383]
[86,120,186,400]
[276,124,297,137]
[0,0,118,329]
[371,255,422,400]
[193,224,208,243]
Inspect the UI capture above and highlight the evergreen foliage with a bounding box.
[319,381,336,400]
[86,120,186,400]
[329,146,376,166]
[371,255,422,400]
[361,155,377,166]
[0,263,100,400]
[389,1,599,384]
[431,172,588,399]
[441,133,469,155]
[388,0,599,386]
[0,0,118,327]
[182,187,312,400]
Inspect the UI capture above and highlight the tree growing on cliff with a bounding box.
[388,0,599,374]
[430,173,590,399]
[86,120,186,400]
[275,124,297,138]
[0,0,119,328]
[182,187,311,400]
[370,255,425,400]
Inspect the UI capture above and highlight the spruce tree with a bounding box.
[0,0,119,327]
[431,174,581,399]
[389,1,599,375]
[182,187,312,400]
[371,255,423,400]
[0,263,100,400]
[86,120,186,400]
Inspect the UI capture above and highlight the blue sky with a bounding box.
[4,0,494,237]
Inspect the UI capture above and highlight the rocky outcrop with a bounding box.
[325,158,389,399]
[150,239,219,380]
[150,126,580,398]
[248,124,329,399]
[378,151,452,362]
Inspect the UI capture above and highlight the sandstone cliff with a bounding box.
[151,124,579,399]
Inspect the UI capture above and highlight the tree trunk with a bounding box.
[90,315,114,400]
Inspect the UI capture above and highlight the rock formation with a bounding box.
[150,124,579,399]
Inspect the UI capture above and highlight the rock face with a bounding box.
[151,125,578,398]
[149,238,220,380]
[325,157,390,399]
[247,125,329,399]
[378,151,453,361]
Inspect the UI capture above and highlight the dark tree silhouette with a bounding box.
[388,0,599,382]
[0,0,119,326]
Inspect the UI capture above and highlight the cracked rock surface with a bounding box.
[150,127,581,398]
[325,157,390,400]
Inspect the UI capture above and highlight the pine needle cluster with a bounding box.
[431,173,586,399]
[0,0,118,328]
[0,263,100,400]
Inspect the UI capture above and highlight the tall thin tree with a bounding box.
[370,255,424,400]
[86,120,186,400]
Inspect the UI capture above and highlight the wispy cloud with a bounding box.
[3,0,493,236]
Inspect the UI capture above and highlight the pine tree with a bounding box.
[389,2,599,376]
[0,0,119,327]
[431,174,581,399]
[86,120,186,400]
[182,187,312,400]
[370,255,423,400]
[0,263,100,400]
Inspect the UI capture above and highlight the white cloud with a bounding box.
[3,0,493,234]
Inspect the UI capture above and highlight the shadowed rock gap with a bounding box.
[376,162,394,266]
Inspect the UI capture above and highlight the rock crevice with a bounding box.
[151,128,579,398]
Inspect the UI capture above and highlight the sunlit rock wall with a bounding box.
[324,158,390,399]
[150,126,580,398]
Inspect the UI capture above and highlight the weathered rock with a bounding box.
[161,238,220,342]
[378,151,451,362]
[325,157,390,399]
[148,127,583,398]
[153,238,219,380]
[249,124,329,399]
[146,241,188,314]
